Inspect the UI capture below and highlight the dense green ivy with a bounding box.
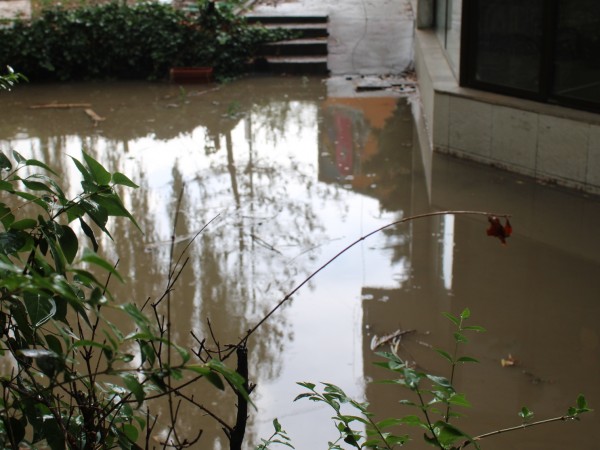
[0,1,289,81]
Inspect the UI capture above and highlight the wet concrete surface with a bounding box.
[249,0,415,76]
[0,0,30,18]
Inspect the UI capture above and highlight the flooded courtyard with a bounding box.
[1,76,599,449]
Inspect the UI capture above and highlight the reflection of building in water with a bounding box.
[359,157,600,448]
[318,98,416,210]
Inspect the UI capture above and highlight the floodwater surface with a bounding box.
[1,77,599,449]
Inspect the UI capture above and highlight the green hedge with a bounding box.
[0,1,287,81]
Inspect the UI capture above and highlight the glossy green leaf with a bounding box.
[9,218,37,230]
[87,287,106,306]
[435,348,453,363]
[169,340,190,363]
[83,151,111,185]
[297,382,316,390]
[12,150,25,164]
[122,423,139,442]
[293,392,314,402]
[13,190,48,208]
[58,225,78,264]
[21,179,52,192]
[576,394,592,413]
[453,332,468,343]
[184,364,211,376]
[41,227,66,274]
[0,180,14,191]
[448,393,471,407]
[442,312,460,326]
[208,359,253,405]
[70,268,101,286]
[112,172,139,188]
[25,158,58,175]
[205,370,225,390]
[460,308,471,319]
[0,152,12,171]
[121,373,145,407]
[0,203,15,229]
[30,174,66,200]
[42,416,65,450]
[4,417,25,446]
[78,218,99,252]
[81,199,110,236]
[139,340,156,366]
[0,230,27,254]
[69,156,94,186]
[36,352,64,378]
[45,334,64,355]
[577,394,587,410]
[456,356,479,363]
[81,249,123,282]
[434,421,468,447]
[519,406,534,420]
[52,296,68,324]
[462,325,486,332]
[385,434,410,446]
[94,192,141,231]
[120,303,151,334]
[9,301,34,344]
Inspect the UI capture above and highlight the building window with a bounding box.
[461,0,600,113]
[435,0,462,76]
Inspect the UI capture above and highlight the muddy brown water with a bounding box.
[1,77,599,449]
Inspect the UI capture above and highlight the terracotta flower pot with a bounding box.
[169,67,214,83]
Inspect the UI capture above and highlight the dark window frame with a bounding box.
[460,0,600,113]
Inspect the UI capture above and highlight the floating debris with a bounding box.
[370,329,415,350]
[30,102,92,109]
[501,353,517,367]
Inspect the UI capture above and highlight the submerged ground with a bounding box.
[0,76,599,449]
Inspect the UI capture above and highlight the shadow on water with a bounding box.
[0,76,598,449]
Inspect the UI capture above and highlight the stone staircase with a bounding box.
[244,14,329,75]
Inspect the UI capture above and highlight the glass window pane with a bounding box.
[435,0,448,47]
[553,0,600,104]
[446,0,462,74]
[473,0,543,92]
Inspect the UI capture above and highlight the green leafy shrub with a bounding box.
[0,1,290,81]
[0,149,250,449]
[0,66,27,90]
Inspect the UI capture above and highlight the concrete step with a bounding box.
[244,14,329,25]
[260,22,329,39]
[245,13,329,75]
[253,56,328,75]
[258,38,328,57]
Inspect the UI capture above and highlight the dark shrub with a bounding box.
[0,1,288,81]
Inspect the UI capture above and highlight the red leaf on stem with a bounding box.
[486,216,512,244]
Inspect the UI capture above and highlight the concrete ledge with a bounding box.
[414,27,600,196]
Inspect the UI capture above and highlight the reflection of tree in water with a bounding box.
[1,78,352,446]
[360,101,414,269]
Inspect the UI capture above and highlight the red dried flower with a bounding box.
[486,216,512,244]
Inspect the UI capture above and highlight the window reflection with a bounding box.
[553,0,600,103]
[473,0,543,92]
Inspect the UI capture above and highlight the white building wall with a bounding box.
[413,10,600,195]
